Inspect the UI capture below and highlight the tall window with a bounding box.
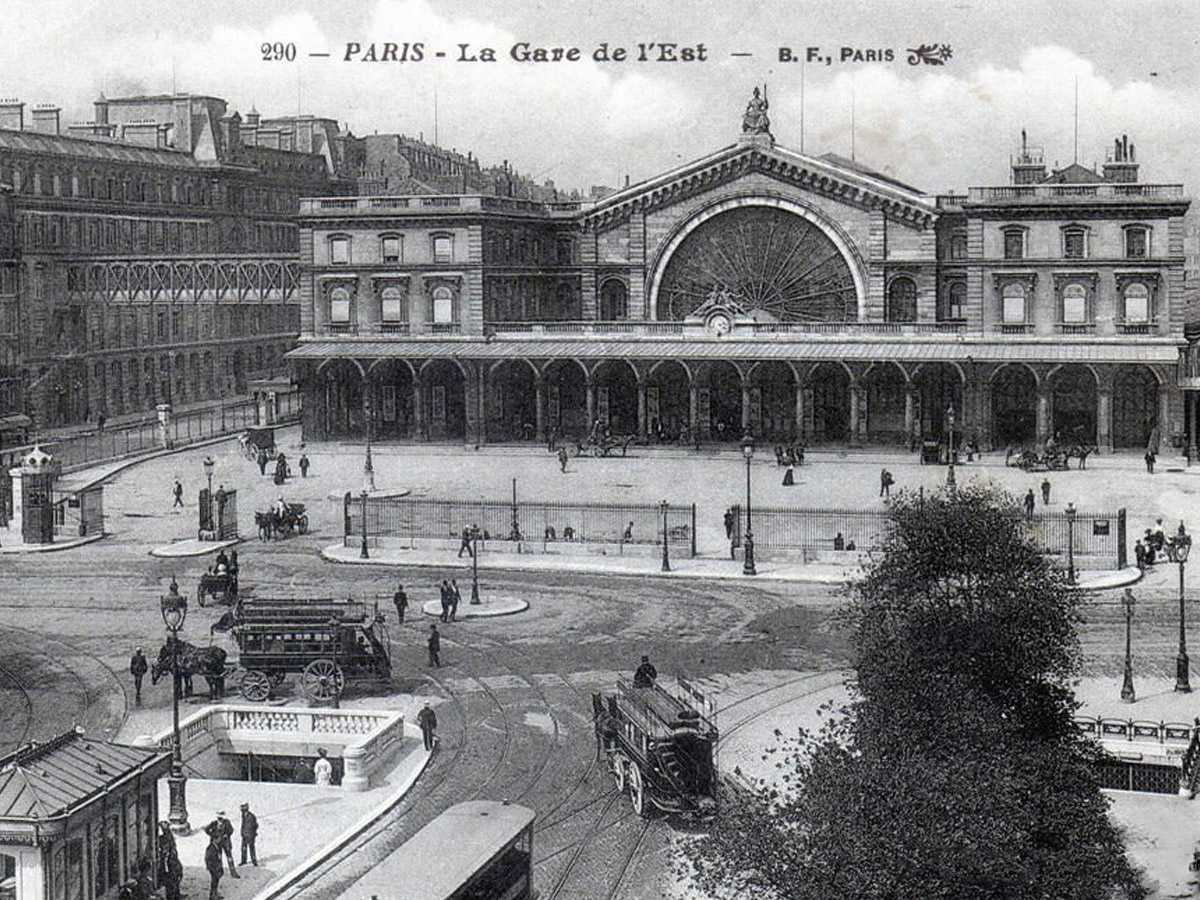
[431,285,455,322]
[946,281,966,320]
[1061,283,1087,323]
[380,286,406,322]
[329,286,351,323]
[1125,226,1149,259]
[380,235,402,263]
[1003,228,1026,260]
[1123,283,1150,323]
[329,235,351,265]
[1062,227,1087,259]
[886,277,918,322]
[599,280,628,320]
[432,234,453,263]
[948,231,968,260]
[1001,283,1026,323]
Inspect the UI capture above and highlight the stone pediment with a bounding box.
[580,141,938,232]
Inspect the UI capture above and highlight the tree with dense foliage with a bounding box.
[683,486,1146,900]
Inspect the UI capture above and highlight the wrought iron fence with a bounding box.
[344,494,697,555]
[728,505,1126,566]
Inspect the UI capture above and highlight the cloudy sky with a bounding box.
[4,0,1200,195]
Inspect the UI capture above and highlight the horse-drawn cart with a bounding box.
[563,432,637,458]
[255,502,308,540]
[230,597,391,703]
[197,571,238,607]
[242,426,276,461]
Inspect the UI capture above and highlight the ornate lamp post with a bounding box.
[1065,502,1077,585]
[1121,588,1137,703]
[945,404,957,491]
[160,583,190,834]
[202,455,215,532]
[328,615,341,709]
[363,394,375,494]
[660,500,671,573]
[1167,523,1193,693]
[742,434,757,576]
[470,526,481,604]
[359,490,370,560]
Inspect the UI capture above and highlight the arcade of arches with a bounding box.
[297,356,1171,452]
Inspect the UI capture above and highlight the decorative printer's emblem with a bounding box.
[907,44,953,66]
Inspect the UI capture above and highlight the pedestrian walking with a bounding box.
[1145,451,1156,474]
[393,583,408,624]
[879,469,893,498]
[449,579,461,622]
[299,453,310,478]
[257,448,268,476]
[214,811,238,877]
[313,748,333,786]
[1024,489,1036,519]
[428,624,441,667]
[129,648,148,706]
[157,822,183,900]
[97,412,106,432]
[204,834,224,900]
[458,526,475,558]
[417,701,438,751]
[1040,478,1051,506]
[547,425,558,453]
[782,463,795,486]
[172,479,184,508]
[723,508,734,540]
[239,802,259,867]
[558,446,569,473]
[439,579,451,622]
[622,521,634,542]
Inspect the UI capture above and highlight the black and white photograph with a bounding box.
[2,1,1200,897]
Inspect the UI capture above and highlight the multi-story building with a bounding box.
[0,184,21,443]
[0,92,353,429]
[288,92,1193,453]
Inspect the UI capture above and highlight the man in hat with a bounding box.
[240,802,259,867]
[633,655,657,688]
[393,583,408,625]
[428,624,441,668]
[129,647,148,705]
[215,810,238,877]
[417,701,438,751]
[172,479,184,509]
[157,821,183,900]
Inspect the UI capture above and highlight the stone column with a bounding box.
[794,382,806,442]
[636,381,648,439]
[1188,393,1197,465]
[1036,388,1052,445]
[848,382,861,446]
[741,379,753,436]
[689,383,700,441]
[1097,388,1113,454]
[412,378,424,442]
[904,387,916,450]
[1159,385,1173,451]
[585,379,596,429]
[534,376,546,443]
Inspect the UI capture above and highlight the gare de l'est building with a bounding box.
[289,92,1194,455]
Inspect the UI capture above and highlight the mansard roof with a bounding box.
[580,139,939,231]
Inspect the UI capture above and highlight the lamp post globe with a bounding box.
[742,434,757,577]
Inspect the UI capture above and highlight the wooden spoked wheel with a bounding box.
[302,659,345,702]
[627,761,647,817]
[613,753,627,793]
[240,670,271,702]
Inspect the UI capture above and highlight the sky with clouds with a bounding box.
[4,0,1200,195]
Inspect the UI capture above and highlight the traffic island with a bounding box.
[150,537,241,558]
[420,596,529,618]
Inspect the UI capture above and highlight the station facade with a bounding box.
[289,98,1194,454]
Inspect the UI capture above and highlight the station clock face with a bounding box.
[707,312,732,335]
[657,206,857,323]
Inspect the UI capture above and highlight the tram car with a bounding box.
[592,676,719,817]
[230,597,391,703]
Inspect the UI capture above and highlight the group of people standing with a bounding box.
[202,805,259,900]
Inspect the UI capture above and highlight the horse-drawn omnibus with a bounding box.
[335,801,535,900]
[229,597,391,702]
[592,676,719,817]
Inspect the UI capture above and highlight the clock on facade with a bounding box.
[706,312,732,335]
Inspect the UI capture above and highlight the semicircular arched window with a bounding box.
[886,277,918,323]
[599,280,628,321]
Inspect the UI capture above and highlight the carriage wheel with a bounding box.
[302,659,345,702]
[299,514,309,535]
[568,440,583,458]
[240,670,272,702]
[627,761,648,817]
[613,753,628,793]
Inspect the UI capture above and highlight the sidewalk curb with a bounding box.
[419,597,529,618]
[149,537,242,559]
[250,723,433,900]
[0,532,106,554]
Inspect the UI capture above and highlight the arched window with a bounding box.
[329,286,352,324]
[1061,283,1088,324]
[431,286,455,323]
[1122,283,1150,323]
[886,277,917,323]
[946,282,967,320]
[1001,283,1026,323]
[380,286,407,322]
[599,280,628,320]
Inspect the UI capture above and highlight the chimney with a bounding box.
[1103,133,1139,183]
[121,119,161,147]
[68,122,117,139]
[0,99,25,131]
[1010,128,1046,185]
[30,105,60,135]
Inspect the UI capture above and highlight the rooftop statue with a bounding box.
[742,86,771,136]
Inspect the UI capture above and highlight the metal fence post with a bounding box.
[1118,508,1127,569]
[691,503,697,557]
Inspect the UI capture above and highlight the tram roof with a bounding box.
[336,801,536,900]
[289,338,1181,367]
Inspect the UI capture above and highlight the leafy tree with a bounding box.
[682,486,1145,900]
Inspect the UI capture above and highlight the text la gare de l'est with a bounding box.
[342,41,708,63]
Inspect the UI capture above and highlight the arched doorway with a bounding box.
[808,363,850,443]
[863,363,908,444]
[647,360,690,442]
[420,360,466,441]
[591,360,639,435]
[1113,366,1159,449]
[749,362,796,442]
[321,359,365,438]
[695,361,743,441]
[369,360,415,439]
[488,360,537,441]
[991,365,1037,447]
[1050,366,1097,443]
[542,359,588,436]
[912,363,963,443]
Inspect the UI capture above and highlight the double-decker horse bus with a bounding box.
[337,801,535,900]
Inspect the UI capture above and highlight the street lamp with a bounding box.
[742,434,757,576]
[470,526,481,604]
[1065,502,1077,585]
[660,500,671,573]
[363,393,375,493]
[1121,588,1136,703]
[1167,523,1193,693]
[160,581,190,835]
[945,404,957,491]
[359,490,370,560]
[328,615,341,709]
[202,456,215,532]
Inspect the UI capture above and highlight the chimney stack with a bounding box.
[0,99,25,132]
[30,105,60,135]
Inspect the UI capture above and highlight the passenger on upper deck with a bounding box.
[633,655,658,688]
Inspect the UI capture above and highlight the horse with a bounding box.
[151,639,228,700]
[255,510,278,541]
